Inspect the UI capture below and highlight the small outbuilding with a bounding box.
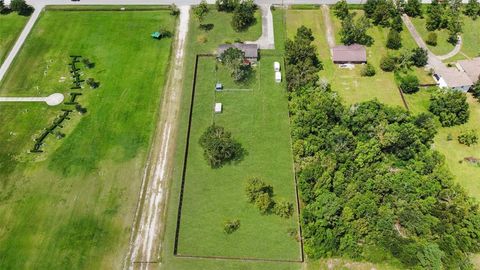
[331,44,367,64]
[215,83,223,91]
[151,32,161,39]
[275,71,282,83]
[214,103,222,113]
[274,62,281,72]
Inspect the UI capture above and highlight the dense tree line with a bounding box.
[288,86,480,269]
[285,26,322,92]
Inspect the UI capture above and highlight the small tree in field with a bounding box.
[224,219,240,234]
[170,4,180,16]
[245,177,273,203]
[380,55,397,71]
[458,130,478,146]
[231,0,256,32]
[464,0,480,19]
[193,0,209,23]
[274,200,294,218]
[255,193,274,214]
[360,63,376,77]
[405,0,422,17]
[411,47,428,67]
[426,32,438,46]
[199,125,243,168]
[399,74,420,94]
[386,29,402,49]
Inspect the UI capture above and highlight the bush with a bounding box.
[274,200,294,218]
[399,74,420,94]
[224,219,240,234]
[245,177,273,203]
[386,29,402,49]
[360,63,376,77]
[426,32,438,46]
[170,4,180,16]
[333,0,349,20]
[458,130,478,146]
[380,55,396,72]
[86,78,99,89]
[429,90,470,127]
[82,58,94,69]
[199,125,244,168]
[411,47,428,67]
[216,0,239,12]
[255,193,274,214]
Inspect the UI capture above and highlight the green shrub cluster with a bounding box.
[245,178,294,218]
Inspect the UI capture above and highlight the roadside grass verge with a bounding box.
[0,13,29,64]
[0,10,174,269]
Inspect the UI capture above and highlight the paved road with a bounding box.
[438,36,462,60]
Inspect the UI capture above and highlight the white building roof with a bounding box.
[214,103,222,113]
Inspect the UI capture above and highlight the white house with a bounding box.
[275,71,281,83]
[433,67,473,92]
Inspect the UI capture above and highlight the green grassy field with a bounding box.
[0,10,174,269]
[410,16,455,56]
[176,56,301,260]
[0,13,29,64]
[286,9,433,109]
[406,90,480,199]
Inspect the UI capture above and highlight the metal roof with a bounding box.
[331,44,367,63]
[217,43,259,59]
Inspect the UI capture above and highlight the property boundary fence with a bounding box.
[173,54,304,263]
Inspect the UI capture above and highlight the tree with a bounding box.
[386,29,402,49]
[333,0,349,20]
[219,47,251,82]
[193,0,209,22]
[429,90,470,127]
[391,15,404,32]
[245,177,273,203]
[464,0,480,19]
[458,130,478,146]
[224,219,240,234]
[399,74,420,94]
[274,200,294,218]
[216,0,239,12]
[170,4,180,16]
[360,63,376,76]
[0,0,5,13]
[199,125,244,168]
[404,0,422,17]
[82,58,94,69]
[86,78,99,89]
[371,0,396,27]
[10,0,32,15]
[426,32,438,46]
[411,47,428,67]
[285,26,322,91]
[364,0,379,18]
[426,1,444,31]
[75,104,87,115]
[255,192,274,214]
[380,55,397,71]
[340,13,373,46]
[231,0,256,32]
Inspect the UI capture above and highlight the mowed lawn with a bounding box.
[177,56,301,260]
[0,13,29,64]
[0,10,174,269]
[406,90,480,199]
[286,9,432,109]
[410,15,455,56]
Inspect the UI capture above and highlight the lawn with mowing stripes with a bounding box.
[0,13,29,64]
[176,56,301,260]
[0,10,174,269]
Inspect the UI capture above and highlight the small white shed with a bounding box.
[274,62,281,72]
[214,103,222,113]
[275,71,282,83]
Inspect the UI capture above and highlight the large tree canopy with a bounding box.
[288,85,480,269]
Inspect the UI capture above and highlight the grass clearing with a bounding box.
[410,16,455,56]
[0,13,29,64]
[406,90,480,199]
[176,56,301,260]
[0,9,174,269]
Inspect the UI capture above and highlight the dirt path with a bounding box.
[321,4,336,48]
[124,6,190,270]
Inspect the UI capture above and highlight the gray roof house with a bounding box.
[434,67,473,92]
[457,57,480,83]
[331,44,367,64]
[217,43,259,63]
